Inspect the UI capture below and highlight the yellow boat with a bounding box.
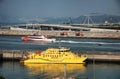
[22,47,87,64]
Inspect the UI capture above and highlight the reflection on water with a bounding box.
[0,62,120,79]
[23,64,86,79]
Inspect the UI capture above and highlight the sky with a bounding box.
[0,0,120,20]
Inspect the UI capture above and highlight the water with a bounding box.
[0,36,120,79]
[0,62,120,79]
[0,36,120,52]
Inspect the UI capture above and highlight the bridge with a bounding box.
[9,24,90,31]
[8,23,119,32]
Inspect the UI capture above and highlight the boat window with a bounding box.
[66,50,70,52]
[59,50,70,52]
[33,37,43,39]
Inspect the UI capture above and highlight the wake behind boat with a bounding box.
[21,33,56,43]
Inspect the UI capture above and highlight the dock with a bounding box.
[0,29,120,39]
[0,23,120,39]
[83,52,120,63]
[0,50,120,63]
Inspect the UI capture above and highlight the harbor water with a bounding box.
[0,36,120,79]
[0,36,120,52]
[0,61,120,79]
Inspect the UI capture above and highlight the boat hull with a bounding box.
[23,57,87,64]
[21,36,56,42]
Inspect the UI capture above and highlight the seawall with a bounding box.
[0,29,120,39]
[82,52,120,63]
[0,50,120,63]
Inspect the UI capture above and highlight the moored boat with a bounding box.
[22,47,87,64]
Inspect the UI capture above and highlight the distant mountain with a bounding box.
[0,14,120,25]
[19,14,120,24]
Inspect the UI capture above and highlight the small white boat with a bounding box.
[21,34,56,43]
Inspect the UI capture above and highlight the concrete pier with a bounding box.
[0,50,120,63]
[83,52,120,63]
[0,29,120,39]
[0,50,32,61]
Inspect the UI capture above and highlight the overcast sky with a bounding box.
[0,0,120,19]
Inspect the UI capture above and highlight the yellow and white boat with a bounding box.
[22,47,87,64]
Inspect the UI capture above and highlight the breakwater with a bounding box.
[0,29,120,39]
[0,50,120,63]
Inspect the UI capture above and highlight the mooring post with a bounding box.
[12,50,14,61]
[22,50,25,59]
[0,53,3,62]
